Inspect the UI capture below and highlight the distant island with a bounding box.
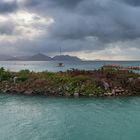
[0,53,82,61]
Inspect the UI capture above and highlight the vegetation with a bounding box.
[0,67,11,81]
[17,69,30,82]
[0,66,139,97]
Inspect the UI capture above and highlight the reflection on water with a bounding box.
[0,61,140,72]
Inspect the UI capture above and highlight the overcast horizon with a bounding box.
[0,0,140,60]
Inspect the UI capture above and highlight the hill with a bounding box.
[0,53,82,61]
[27,53,52,61]
[52,55,81,61]
[0,55,15,61]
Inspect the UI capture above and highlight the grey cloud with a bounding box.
[0,1,18,13]
[13,34,104,56]
[25,0,83,9]
[0,0,140,59]
[121,0,140,6]
[0,22,15,35]
[49,0,83,8]
[24,0,140,44]
[47,1,140,43]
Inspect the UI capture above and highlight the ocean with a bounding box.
[0,94,140,140]
[0,60,140,72]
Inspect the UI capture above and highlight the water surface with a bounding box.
[0,61,140,72]
[1,93,140,140]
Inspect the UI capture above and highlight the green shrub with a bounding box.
[0,67,11,81]
[81,80,104,96]
[17,69,30,82]
[18,69,30,77]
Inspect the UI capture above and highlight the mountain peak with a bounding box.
[29,53,51,61]
[33,53,46,56]
[0,54,82,61]
[52,55,81,61]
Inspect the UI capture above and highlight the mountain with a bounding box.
[1,53,82,61]
[52,55,81,61]
[27,53,52,61]
[15,56,31,60]
[5,53,51,61]
[0,54,15,61]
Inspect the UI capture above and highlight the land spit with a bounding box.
[0,66,140,97]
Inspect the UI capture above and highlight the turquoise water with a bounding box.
[0,61,140,72]
[1,94,140,140]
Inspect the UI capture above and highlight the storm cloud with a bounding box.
[0,0,140,60]
[0,0,17,13]
[23,0,140,43]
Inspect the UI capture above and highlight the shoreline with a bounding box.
[0,66,140,97]
[0,92,137,99]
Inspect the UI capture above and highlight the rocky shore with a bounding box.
[0,66,140,97]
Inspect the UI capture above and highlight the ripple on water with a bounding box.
[0,94,140,140]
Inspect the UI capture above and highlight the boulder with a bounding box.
[104,92,112,96]
[137,77,140,80]
[89,94,94,97]
[103,81,110,90]
[128,78,134,82]
[112,89,115,95]
[74,92,79,97]
[13,77,18,84]
[65,93,71,97]
[24,90,33,95]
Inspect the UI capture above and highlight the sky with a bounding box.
[0,0,140,60]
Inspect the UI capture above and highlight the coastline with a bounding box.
[0,66,140,97]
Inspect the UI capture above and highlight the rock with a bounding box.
[108,92,113,96]
[137,77,140,80]
[128,93,132,96]
[74,92,79,97]
[5,84,9,88]
[115,89,121,93]
[128,78,134,82]
[65,93,71,97]
[13,77,18,84]
[112,89,115,95]
[24,90,33,95]
[118,87,122,90]
[104,93,108,96]
[89,94,94,97]
[59,92,63,96]
[103,81,110,90]
[15,88,25,93]
[2,89,8,93]
[104,92,112,96]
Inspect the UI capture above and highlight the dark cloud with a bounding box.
[0,22,14,35]
[25,0,83,9]
[24,0,140,43]
[0,0,140,59]
[121,0,140,6]
[14,36,104,56]
[49,0,83,8]
[45,0,140,44]
[0,1,18,13]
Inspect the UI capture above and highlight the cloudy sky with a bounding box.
[0,0,140,60]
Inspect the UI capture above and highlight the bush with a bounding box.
[17,69,30,82]
[0,67,11,81]
[18,69,30,77]
[80,80,104,96]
